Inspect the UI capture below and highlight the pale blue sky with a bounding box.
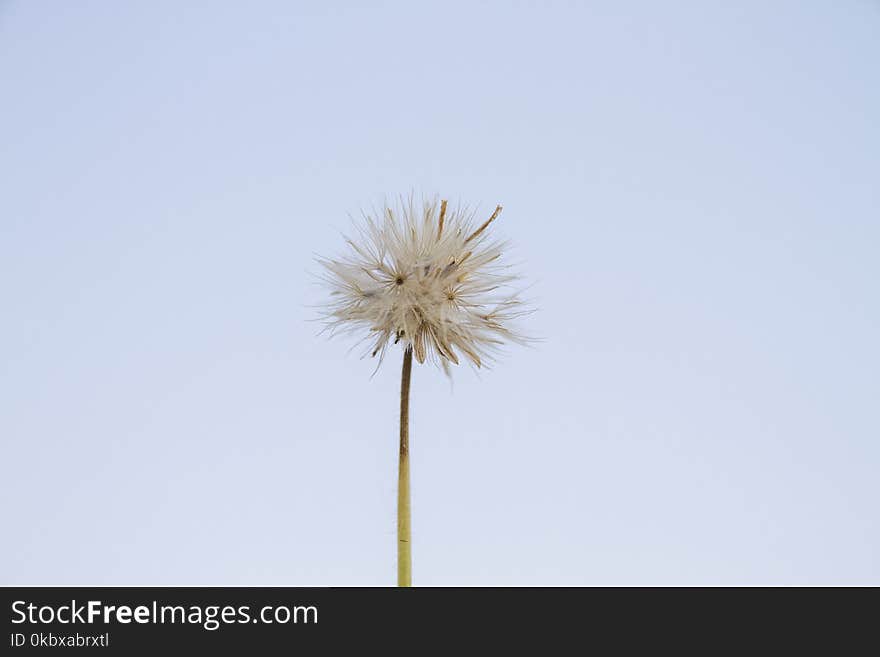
[1,1,878,585]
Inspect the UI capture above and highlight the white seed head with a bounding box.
[318,196,531,372]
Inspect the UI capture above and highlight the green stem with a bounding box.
[397,347,413,587]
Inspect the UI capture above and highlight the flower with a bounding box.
[319,196,530,373]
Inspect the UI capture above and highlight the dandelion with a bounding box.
[318,195,531,586]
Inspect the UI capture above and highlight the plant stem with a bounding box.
[397,347,413,587]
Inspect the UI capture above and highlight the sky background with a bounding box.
[1,1,878,585]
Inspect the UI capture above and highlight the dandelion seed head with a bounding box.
[318,196,531,371]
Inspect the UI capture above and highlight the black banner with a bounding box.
[1,587,873,652]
